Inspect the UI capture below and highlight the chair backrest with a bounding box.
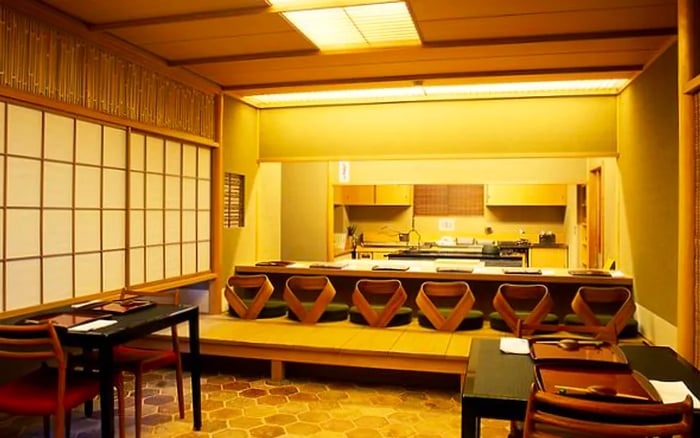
[225,274,275,319]
[416,281,475,331]
[283,276,336,324]
[493,283,552,336]
[352,279,407,327]
[571,286,635,340]
[523,384,694,437]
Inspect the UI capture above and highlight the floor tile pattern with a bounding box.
[0,369,511,437]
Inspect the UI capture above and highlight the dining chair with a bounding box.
[225,274,288,319]
[523,383,694,437]
[0,322,125,438]
[416,281,483,331]
[563,286,638,340]
[489,283,558,335]
[283,276,349,323]
[349,279,413,327]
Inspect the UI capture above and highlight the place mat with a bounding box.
[255,260,294,267]
[22,311,107,329]
[309,262,348,269]
[535,365,661,403]
[93,299,155,314]
[568,269,612,277]
[436,266,473,273]
[530,338,629,368]
[503,268,542,275]
[372,265,410,271]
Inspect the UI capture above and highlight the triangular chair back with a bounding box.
[225,274,275,319]
[351,279,408,327]
[416,281,476,331]
[571,286,635,342]
[284,276,336,324]
[492,283,553,336]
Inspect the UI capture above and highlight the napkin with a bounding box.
[68,319,118,332]
[649,380,700,405]
[499,337,530,355]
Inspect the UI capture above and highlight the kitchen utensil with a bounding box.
[536,339,605,350]
[539,231,556,244]
[554,384,649,401]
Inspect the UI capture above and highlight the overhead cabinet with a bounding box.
[334,185,412,206]
[485,184,567,206]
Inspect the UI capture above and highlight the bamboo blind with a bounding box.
[413,185,484,216]
[0,6,215,140]
[224,172,245,228]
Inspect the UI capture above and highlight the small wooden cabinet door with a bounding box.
[529,247,568,268]
[375,185,412,205]
[337,185,375,205]
[486,184,567,206]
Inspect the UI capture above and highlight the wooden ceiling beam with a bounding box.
[221,64,644,91]
[169,49,321,67]
[88,5,271,31]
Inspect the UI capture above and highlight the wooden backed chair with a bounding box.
[225,274,288,319]
[563,286,638,340]
[284,276,349,324]
[489,283,558,335]
[0,323,125,438]
[523,383,694,437]
[349,279,413,327]
[416,281,484,331]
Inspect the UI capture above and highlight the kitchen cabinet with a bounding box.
[529,247,568,268]
[485,184,567,206]
[334,184,412,206]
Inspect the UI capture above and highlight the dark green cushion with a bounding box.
[287,302,349,322]
[563,313,639,339]
[227,299,288,319]
[348,305,413,327]
[417,309,484,331]
[488,311,559,333]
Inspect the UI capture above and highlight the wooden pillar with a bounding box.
[209,93,224,314]
[677,0,697,363]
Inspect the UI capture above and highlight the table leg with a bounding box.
[97,345,115,438]
[461,409,480,438]
[188,309,202,430]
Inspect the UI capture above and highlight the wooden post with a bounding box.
[209,93,224,314]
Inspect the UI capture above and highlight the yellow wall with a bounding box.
[259,96,617,160]
[618,44,678,325]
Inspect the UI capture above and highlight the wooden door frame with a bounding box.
[588,167,604,268]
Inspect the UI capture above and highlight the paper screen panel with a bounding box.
[198,241,210,272]
[198,147,211,179]
[75,120,102,165]
[129,133,145,171]
[182,178,196,209]
[198,179,211,210]
[102,250,125,292]
[146,173,164,209]
[165,243,181,278]
[5,259,40,309]
[6,157,41,207]
[44,113,74,162]
[74,210,100,253]
[146,210,164,245]
[198,211,210,241]
[165,140,181,174]
[182,242,196,275]
[6,209,40,258]
[75,165,101,208]
[146,136,164,173]
[7,104,41,158]
[75,253,101,296]
[103,169,126,209]
[103,210,126,250]
[43,162,73,208]
[182,144,197,177]
[103,126,126,169]
[130,172,145,209]
[129,210,145,247]
[146,245,164,282]
[43,210,72,255]
[165,176,181,209]
[129,247,145,284]
[182,211,196,241]
[165,211,181,243]
[42,256,73,302]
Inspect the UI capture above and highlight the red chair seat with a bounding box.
[0,367,99,415]
[112,345,178,372]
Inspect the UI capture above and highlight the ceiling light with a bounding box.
[271,1,420,50]
[245,86,424,106]
[424,79,628,97]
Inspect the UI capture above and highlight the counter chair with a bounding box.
[349,279,413,327]
[416,281,484,331]
[225,274,288,319]
[523,384,693,437]
[562,286,638,341]
[489,283,558,335]
[0,323,125,438]
[284,276,349,324]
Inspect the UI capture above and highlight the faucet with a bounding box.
[407,228,422,248]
